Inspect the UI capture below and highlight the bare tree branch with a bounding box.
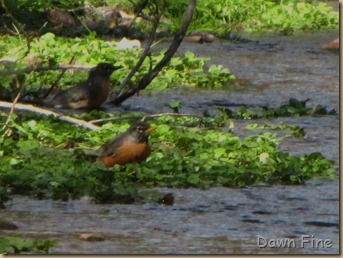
[109,0,196,105]
[42,54,77,98]
[0,101,100,130]
[115,3,163,93]
[0,78,25,133]
[0,64,94,76]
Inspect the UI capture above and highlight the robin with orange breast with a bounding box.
[48,62,122,109]
[97,121,155,167]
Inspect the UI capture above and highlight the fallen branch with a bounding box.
[0,64,94,76]
[89,117,138,124]
[0,101,100,130]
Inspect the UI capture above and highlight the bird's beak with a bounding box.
[113,65,123,70]
[146,127,155,132]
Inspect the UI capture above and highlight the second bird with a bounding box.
[48,62,122,109]
[97,121,155,167]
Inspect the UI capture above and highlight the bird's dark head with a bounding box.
[128,121,155,142]
[90,62,123,77]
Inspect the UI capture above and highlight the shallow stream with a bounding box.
[1,30,339,254]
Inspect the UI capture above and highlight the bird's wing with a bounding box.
[63,83,91,103]
[97,132,128,157]
[48,83,91,108]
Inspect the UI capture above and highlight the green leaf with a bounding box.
[187,174,200,185]
[259,152,270,164]
[214,147,226,159]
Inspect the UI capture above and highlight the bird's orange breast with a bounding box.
[101,140,151,167]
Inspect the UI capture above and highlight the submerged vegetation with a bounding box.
[0,236,55,254]
[0,107,336,207]
[0,32,235,97]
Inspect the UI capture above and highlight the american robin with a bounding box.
[48,62,122,109]
[97,121,155,167]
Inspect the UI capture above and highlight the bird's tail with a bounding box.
[81,148,101,162]
[21,99,46,106]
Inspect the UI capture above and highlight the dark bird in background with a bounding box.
[97,121,155,167]
[48,62,122,109]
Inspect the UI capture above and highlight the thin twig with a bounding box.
[89,116,140,124]
[0,101,100,130]
[143,112,203,120]
[127,0,150,27]
[0,0,23,33]
[116,6,163,93]
[0,78,25,133]
[16,33,34,63]
[43,54,77,98]
[89,112,203,125]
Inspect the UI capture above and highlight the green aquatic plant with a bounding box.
[0,33,234,102]
[216,98,336,120]
[161,0,338,35]
[0,236,55,254]
[0,111,335,206]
